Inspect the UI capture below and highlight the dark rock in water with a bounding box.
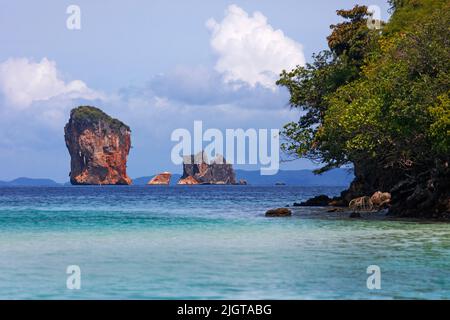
[349,212,361,218]
[238,179,248,185]
[64,106,132,185]
[329,157,450,218]
[265,208,292,217]
[328,198,347,207]
[178,151,236,185]
[294,195,331,207]
[389,169,450,219]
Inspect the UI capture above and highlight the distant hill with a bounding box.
[133,168,353,186]
[0,177,61,186]
[235,168,353,186]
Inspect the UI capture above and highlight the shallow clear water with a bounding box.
[0,186,449,299]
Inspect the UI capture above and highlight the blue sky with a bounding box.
[0,0,390,182]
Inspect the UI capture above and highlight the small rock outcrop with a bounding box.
[349,196,373,212]
[178,151,236,185]
[265,208,292,217]
[148,172,172,185]
[64,106,132,185]
[370,191,391,209]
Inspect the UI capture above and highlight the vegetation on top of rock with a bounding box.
[70,106,130,131]
[386,0,448,33]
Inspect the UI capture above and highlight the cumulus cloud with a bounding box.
[206,4,305,90]
[144,65,289,109]
[0,57,103,108]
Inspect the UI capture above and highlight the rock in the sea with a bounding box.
[389,173,450,218]
[349,196,373,212]
[238,179,248,185]
[64,106,132,185]
[177,176,200,185]
[328,198,347,207]
[178,151,236,185]
[370,191,391,208]
[265,208,292,217]
[293,195,331,207]
[148,172,172,185]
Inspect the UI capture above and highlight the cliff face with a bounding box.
[340,159,450,219]
[64,106,132,185]
[388,164,450,219]
[340,160,400,203]
[178,151,236,185]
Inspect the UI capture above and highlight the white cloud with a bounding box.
[145,65,289,109]
[206,4,305,90]
[0,57,103,108]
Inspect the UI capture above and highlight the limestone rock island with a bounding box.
[177,151,236,185]
[64,106,132,185]
[148,172,172,185]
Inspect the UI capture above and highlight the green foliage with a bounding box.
[327,5,375,63]
[429,93,450,154]
[71,106,130,131]
[276,5,379,169]
[277,51,356,163]
[386,0,448,33]
[278,0,450,174]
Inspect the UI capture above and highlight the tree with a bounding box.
[277,5,379,172]
[278,0,449,217]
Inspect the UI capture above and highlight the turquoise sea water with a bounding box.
[0,186,449,300]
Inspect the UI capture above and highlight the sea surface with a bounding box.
[0,186,449,300]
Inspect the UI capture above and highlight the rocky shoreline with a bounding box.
[265,188,449,221]
[267,205,450,222]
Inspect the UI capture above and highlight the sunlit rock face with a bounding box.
[177,176,200,185]
[178,151,236,185]
[64,106,132,185]
[148,172,172,185]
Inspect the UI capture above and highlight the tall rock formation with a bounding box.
[178,151,236,185]
[64,106,132,185]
